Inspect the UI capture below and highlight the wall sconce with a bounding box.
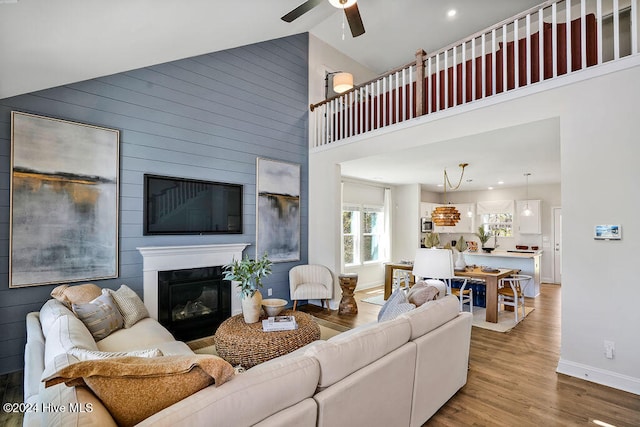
[332,72,353,93]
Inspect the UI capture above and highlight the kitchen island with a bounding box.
[462,250,542,297]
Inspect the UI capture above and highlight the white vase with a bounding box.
[241,290,263,323]
[454,250,467,270]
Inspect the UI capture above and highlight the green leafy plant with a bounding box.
[223,252,272,299]
[475,226,491,247]
[424,232,440,248]
[454,236,468,252]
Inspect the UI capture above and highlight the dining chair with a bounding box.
[497,274,532,322]
[412,248,473,313]
[393,269,411,292]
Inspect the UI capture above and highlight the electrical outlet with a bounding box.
[267,288,272,296]
[604,340,615,359]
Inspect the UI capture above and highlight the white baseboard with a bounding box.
[556,358,640,395]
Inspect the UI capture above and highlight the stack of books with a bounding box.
[262,315,298,332]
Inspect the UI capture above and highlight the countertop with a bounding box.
[464,250,542,258]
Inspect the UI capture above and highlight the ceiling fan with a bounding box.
[281,0,365,38]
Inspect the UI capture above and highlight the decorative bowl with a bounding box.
[482,247,496,253]
[516,245,529,250]
[531,245,539,250]
[262,298,288,317]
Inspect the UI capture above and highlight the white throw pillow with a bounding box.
[105,285,149,328]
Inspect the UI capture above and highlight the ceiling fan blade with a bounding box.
[281,0,325,23]
[344,3,365,37]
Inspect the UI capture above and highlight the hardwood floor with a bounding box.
[301,284,640,427]
[3,285,638,426]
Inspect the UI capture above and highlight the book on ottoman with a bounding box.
[262,315,298,332]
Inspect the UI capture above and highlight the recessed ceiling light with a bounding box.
[488,186,494,190]
[437,184,444,187]
[447,9,457,17]
[498,181,504,185]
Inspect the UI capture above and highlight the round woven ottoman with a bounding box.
[213,310,320,368]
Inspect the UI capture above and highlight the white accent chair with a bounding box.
[289,264,333,311]
[412,248,473,313]
[497,274,532,322]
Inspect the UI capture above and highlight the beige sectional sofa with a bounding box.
[24,294,471,427]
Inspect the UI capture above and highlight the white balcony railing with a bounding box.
[310,0,639,148]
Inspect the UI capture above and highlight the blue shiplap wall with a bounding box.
[0,33,309,374]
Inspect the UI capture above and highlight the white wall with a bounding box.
[391,184,422,262]
[307,34,378,307]
[309,56,640,394]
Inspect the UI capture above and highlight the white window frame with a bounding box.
[342,203,388,266]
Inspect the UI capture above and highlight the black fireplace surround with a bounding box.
[158,266,231,341]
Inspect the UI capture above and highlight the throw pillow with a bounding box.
[407,285,439,307]
[72,292,124,341]
[378,287,415,322]
[69,347,163,361]
[51,283,102,308]
[43,355,235,427]
[105,285,149,328]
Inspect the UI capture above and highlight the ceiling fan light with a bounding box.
[328,0,357,9]
[333,72,353,93]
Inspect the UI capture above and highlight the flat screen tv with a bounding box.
[144,174,242,235]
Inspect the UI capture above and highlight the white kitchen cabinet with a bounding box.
[433,203,475,234]
[420,202,437,219]
[517,200,541,234]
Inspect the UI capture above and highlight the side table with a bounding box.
[338,273,358,315]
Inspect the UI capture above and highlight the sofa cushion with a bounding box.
[72,292,124,340]
[44,355,235,427]
[105,285,149,328]
[306,317,411,388]
[96,317,178,352]
[39,299,77,338]
[51,283,102,307]
[378,287,415,322]
[138,354,320,427]
[69,347,163,361]
[44,313,98,368]
[399,294,461,340]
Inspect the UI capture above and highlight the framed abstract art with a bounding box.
[256,158,300,263]
[10,111,120,288]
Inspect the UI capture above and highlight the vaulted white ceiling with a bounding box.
[0,0,542,99]
[0,0,557,190]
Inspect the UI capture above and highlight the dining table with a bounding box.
[454,267,517,323]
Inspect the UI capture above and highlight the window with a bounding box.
[476,200,514,238]
[342,208,359,265]
[342,204,387,265]
[481,213,513,237]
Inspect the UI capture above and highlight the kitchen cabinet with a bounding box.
[433,203,475,234]
[517,200,541,234]
[420,202,437,219]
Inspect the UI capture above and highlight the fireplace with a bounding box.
[138,243,249,330]
[158,266,231,341]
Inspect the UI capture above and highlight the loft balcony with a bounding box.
[309,0,639,149]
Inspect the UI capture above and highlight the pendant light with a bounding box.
[432,163,469,226]
[522,173,533,217]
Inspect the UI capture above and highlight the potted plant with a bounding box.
[454,236,468,270]
[475,226,493,253]
[223,252,272,323]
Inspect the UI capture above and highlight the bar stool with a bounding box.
[497,274,532,322]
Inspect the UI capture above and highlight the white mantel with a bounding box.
[137,243,249,319]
